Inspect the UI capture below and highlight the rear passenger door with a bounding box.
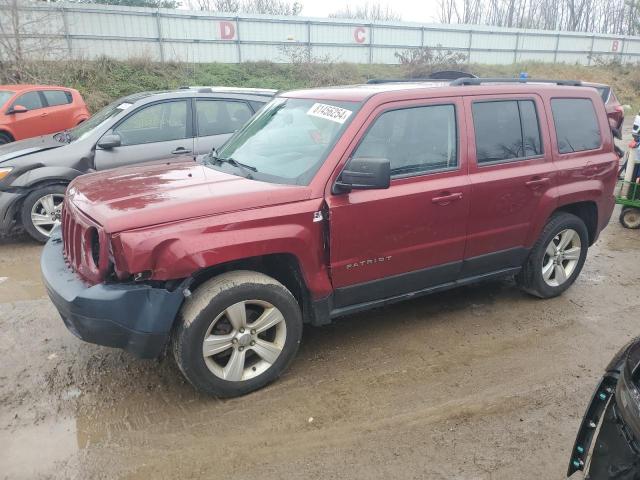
[41,90,75,131]
[462,95,557,277]
[194,99,254,155]
[327,98,470,308]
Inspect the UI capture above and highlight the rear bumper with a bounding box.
[41,228,189,358]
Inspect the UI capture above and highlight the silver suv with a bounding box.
[0,87,276,242]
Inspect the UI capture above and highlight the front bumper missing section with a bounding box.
[41,228,189,358]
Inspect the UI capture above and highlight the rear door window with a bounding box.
[353,104,458,177]
[551,98,601,154]
[472,100,542,164]
[43,90,72,107]
[196,100,253,137]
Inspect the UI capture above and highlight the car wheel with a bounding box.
[516,212,589,299]
[620,207,640,229]
[20,185,67,243]
[172,271,303,397]
[0,132,13,145]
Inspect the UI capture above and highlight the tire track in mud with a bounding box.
[1,216,639,479]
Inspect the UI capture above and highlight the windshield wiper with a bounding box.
[209,153,257,179]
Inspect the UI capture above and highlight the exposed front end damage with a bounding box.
[42,228,191,358]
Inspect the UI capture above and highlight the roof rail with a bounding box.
[449,77,582,87]
[367,78,444,84]
[367,71,477,84]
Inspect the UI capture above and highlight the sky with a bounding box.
[299,0,441,23]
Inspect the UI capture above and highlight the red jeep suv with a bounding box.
[42,79,618,397]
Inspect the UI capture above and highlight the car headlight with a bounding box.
[0,167,13,181]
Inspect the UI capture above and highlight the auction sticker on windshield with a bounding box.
[307,103,352,124]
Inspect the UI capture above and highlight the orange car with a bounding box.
[0,85,90,144]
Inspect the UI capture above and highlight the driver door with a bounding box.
[94,99,194,170]
[326,98,470,308]
[6,91,49,139]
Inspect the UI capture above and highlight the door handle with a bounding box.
[171,147,192,154]
[525,177,550,189]
[583,165,602,176]
[40,112,48,117]
[431,192,463,205]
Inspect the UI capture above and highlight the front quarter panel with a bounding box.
[113,199,333,299]
[10,165,87,188]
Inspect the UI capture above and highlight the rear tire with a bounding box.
[0,132,13,145]
[620,207,640,229]
[516,212,589,299]
[20,184,67,243]
[172,271,303,397]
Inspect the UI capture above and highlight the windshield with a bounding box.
[67,98,135,142]
[212,97,360,185]
[0,91,14,107]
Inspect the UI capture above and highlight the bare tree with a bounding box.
[436,0,639,35]
[328,2,402,21]
[0,0,67,82]
[187,0,302,14]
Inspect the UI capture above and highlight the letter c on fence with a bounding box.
[220,21,236,40]
[354,27,366,44]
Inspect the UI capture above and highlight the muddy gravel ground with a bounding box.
[0,213,637,480]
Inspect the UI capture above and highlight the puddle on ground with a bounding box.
[0,416,79,479]
[0,240,46,302]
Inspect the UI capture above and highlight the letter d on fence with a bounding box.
[220,21,236,40]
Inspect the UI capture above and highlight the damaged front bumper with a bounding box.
[568,338,640,479]
[41,228,189,358]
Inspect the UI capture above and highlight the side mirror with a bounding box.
[333,157,391,194]
[97,133,121,150]
[8,105,28,114]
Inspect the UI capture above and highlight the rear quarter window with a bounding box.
[551,98,601,154]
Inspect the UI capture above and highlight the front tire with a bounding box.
[516,212,589,299]
[0,132,12,145]
[172,271,303,397]
[20,184,67,243]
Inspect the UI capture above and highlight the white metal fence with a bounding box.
[3,2,640,65]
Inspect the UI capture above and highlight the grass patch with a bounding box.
[2,58,638,113]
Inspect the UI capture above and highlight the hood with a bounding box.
[68,160,313,233]
[0,134,64,164]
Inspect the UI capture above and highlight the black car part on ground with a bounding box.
[569,337,640,478]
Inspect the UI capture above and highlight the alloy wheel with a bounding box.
[202,300,287,382]
[31,194,65,237]
[541,228,582,287]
